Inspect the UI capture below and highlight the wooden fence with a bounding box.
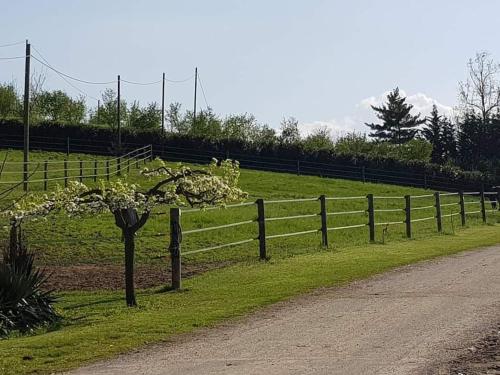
[167,189,499,289]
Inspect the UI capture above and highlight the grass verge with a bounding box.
[1,225,500,375]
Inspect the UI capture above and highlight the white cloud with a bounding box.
[299,90,453,137]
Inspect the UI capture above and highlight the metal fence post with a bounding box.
[117,156,121,176]
[319,195,328,247]
[459,191,466,226]
[405,195,411,238]
[296,160,300,176]
[434,192,442,233]
[66,136,70,156]
[94,160,97,182]
[64,159,68,188]
[367,194,375,242]
[106,159,110,181]
[169,207,182,290]
[79,160,83,182]
[43,160,48,191]
[480,187,487,223]
[256,199,267,260]
[127,157,130,173]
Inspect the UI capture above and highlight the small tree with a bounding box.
[303,127,334,152]
[279,116,301,145]
[422,105,445,163]
[365,88,425,144]
[5,159,247,307]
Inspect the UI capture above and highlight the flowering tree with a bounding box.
[4,159,247,306]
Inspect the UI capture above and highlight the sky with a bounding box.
[1,0,500,136]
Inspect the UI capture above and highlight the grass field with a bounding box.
[0,149,497,269]
[1,225,500,375]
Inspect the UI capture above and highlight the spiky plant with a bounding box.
[0,231,59,337]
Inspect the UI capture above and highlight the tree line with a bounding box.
[0,52,499,174]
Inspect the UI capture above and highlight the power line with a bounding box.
[0,56,24,60]
[165,74,195,83]
[30,49,116,85]
[197,73,210,109]
[121,78,162,86]
[31,46,100,102]
[0,41,25,48]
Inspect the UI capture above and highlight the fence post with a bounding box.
[362,166,366,184]
[94,160,97,182]
[367,194,375,242]
[117,156,121,176]
[424,174,428,189]
[66,137,70,156]
[405,195,411,238]
[256,199,267,260]
[150,144,154,161]
[434,192,442,233]
[459,191,466,226]
[319,195,328,247]
[64,159,68,188]
[79,160,83,182]
[169,207,182,290]
[127,157,130,173]
[106,159,110,181]
[43,160,48,191]
[480,187,487,223]
[296,160,300,176]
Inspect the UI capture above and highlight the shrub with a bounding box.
[0,233,59,337]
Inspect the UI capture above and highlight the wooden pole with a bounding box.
[66,136,70,156]
[320,195,328,247]
[117,74,121,151]
[405,195,411,238]
[79,160,83,182]
[97,99,101,124]
[169,207,182,290]
[459,191,466,226]
[106,159,110,181]
[480,187,487,223]
[256,199,267,260]
[23,41,31,192]
[434,192,442,233]
[161,72,165,135]
[367,194,375,242]
[43,160,48,191]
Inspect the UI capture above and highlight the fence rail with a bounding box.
[165,188,499,289]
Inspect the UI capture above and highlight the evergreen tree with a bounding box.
[422,105,444,163]
[365,88,425,144]
[441,117,457,162]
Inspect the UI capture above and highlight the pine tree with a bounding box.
[441,117,457,162]
[365,88,425,144]
[422,105,444,163]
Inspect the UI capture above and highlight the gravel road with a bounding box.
[70,245,500,375]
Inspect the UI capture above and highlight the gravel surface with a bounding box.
[69,245,500,375]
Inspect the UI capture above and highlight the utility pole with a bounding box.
[117,74,121,151]
[193,67,198,126]
[161,72,165,135]
[23,40,31,192]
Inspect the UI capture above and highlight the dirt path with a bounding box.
[70,245,500,375]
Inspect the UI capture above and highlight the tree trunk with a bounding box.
[123,229,137,307]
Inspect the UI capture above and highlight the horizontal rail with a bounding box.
[466,210,481,214]
[182,238,256,256]
[463,191,480,195]
[411,205,435,211]
[181,201,256,213]
[374,208,404,213]
[327,223,366,231]
[411,194,434,199]
[266,228,319,240]
[326,210,366,216]
[463,201,480,205]
[183,220,255,235]
[373,196,405,200]
[440,202,459,207]
[411,216,435,223]
[266,213,319,222]
[440,192,459,196]
[375,220,404,226]
[442,212,461,218]
[484,191,498,195]
[265,197,318,204]
[325,196,366,201]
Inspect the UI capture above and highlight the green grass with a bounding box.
[1,225,499,375]
[1,149,496,267]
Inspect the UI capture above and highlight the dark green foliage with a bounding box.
[36,90,86,124]
[0,232,59,337]
[366,88,425,144]
[0,83,21,119]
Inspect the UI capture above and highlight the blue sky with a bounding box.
[1,0,500,135]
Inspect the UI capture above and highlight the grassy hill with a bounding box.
[0,149,495,269]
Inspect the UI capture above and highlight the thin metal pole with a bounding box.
[193,67,198,126]
[23,40,31,192]
[117,74,121,151]
[161,72,165,134]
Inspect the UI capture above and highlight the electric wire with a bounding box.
[197,73,210,109]
[0,41,25,48]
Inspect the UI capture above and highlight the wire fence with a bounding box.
[0,134,497,193]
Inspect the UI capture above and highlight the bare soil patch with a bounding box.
[42,262,229,291]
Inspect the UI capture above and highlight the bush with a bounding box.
[0,232,59,337]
